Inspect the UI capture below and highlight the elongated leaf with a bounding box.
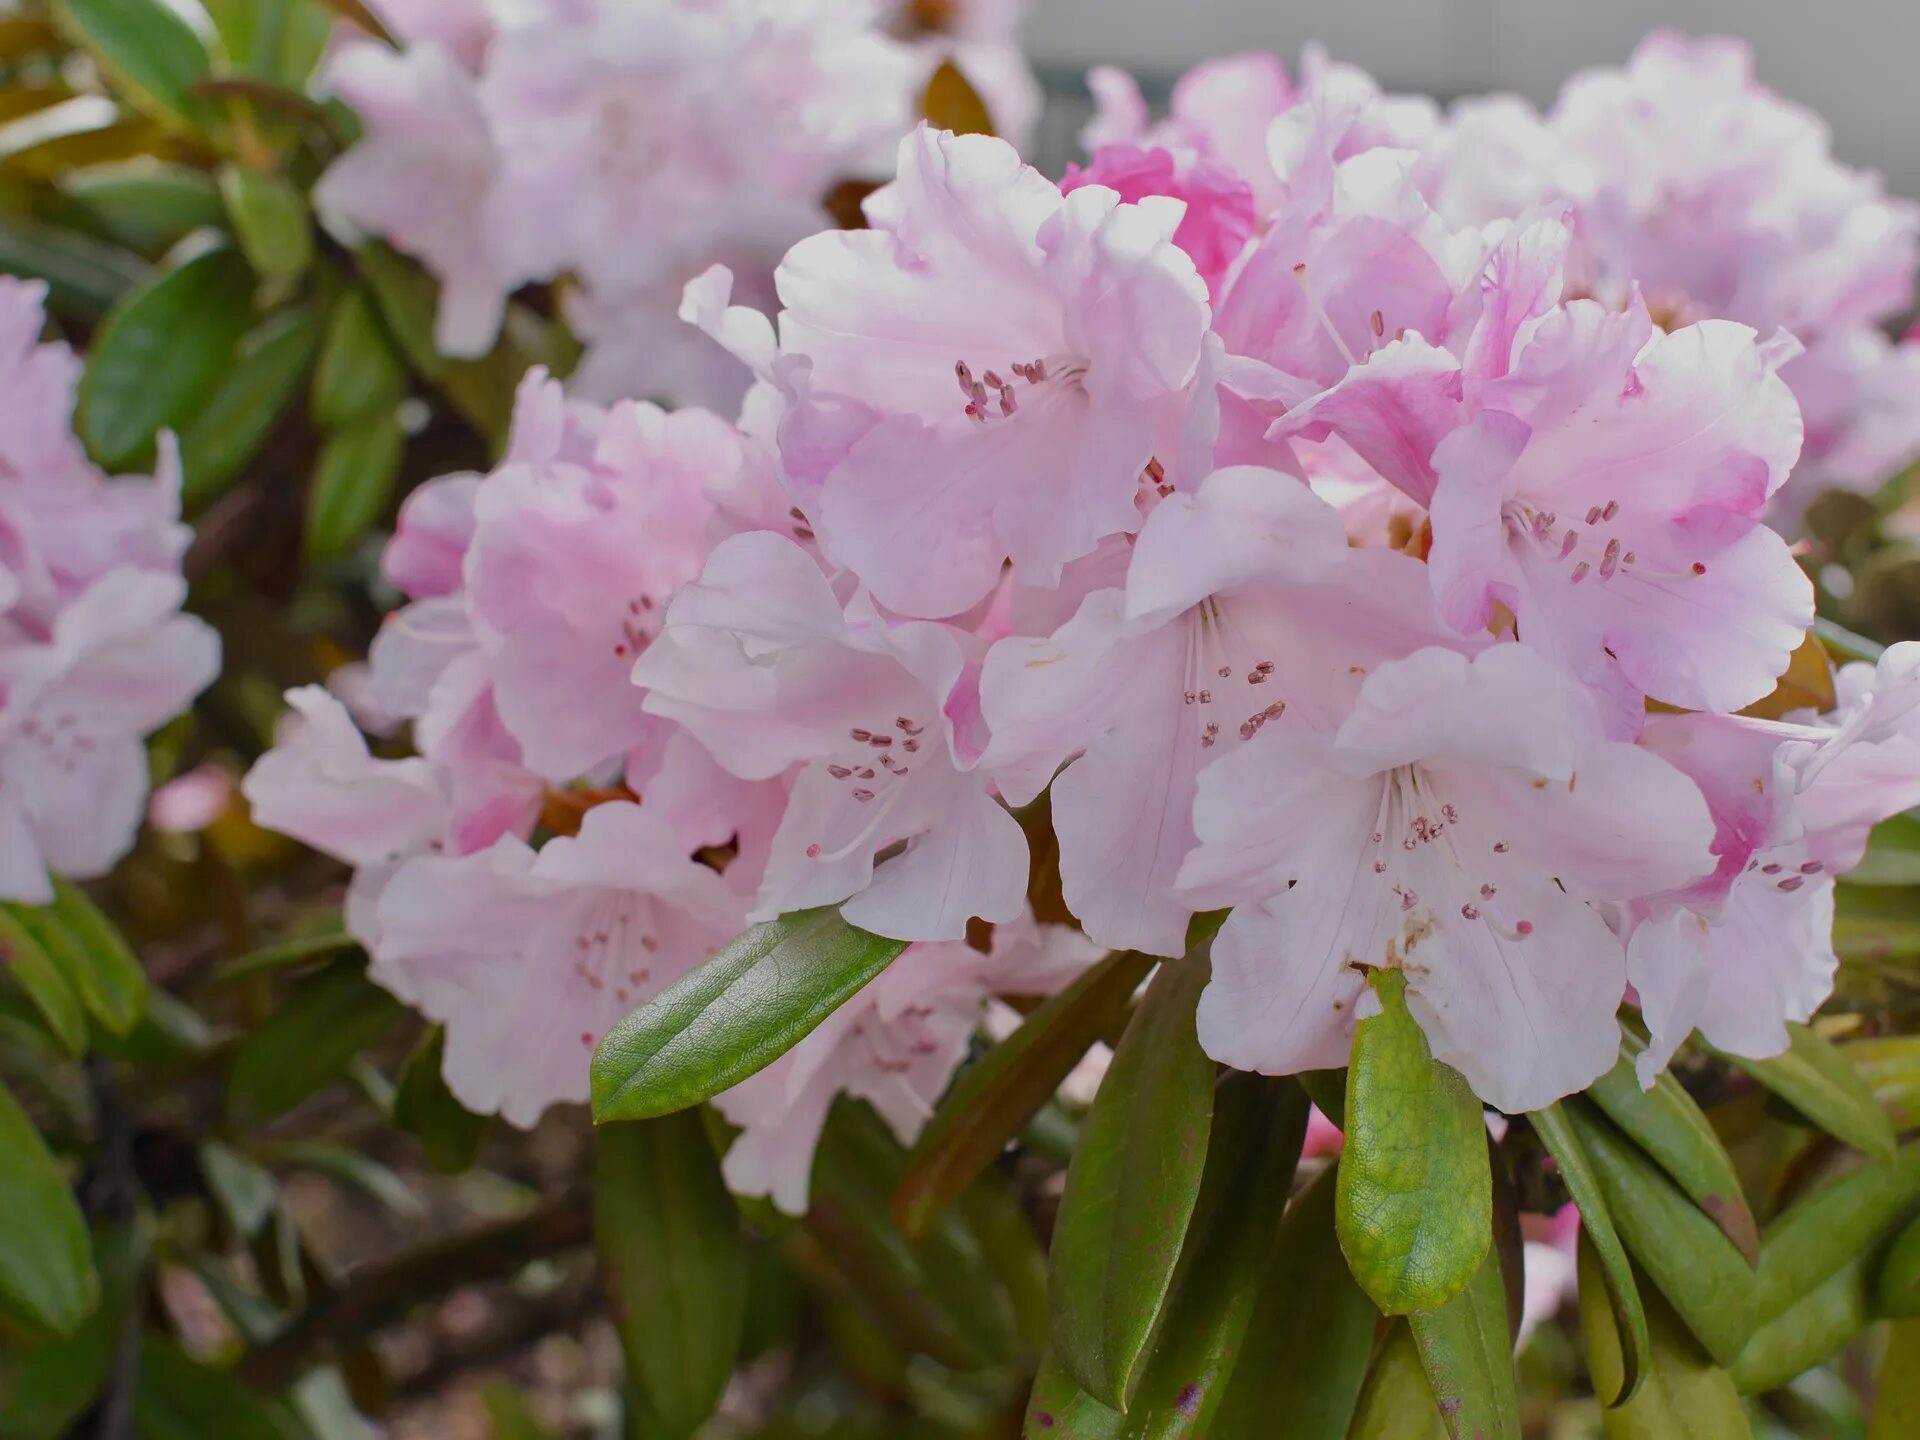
[1562,1100,1757,1366]
[1049,952,1214,1410]
[592,908,908,1123]
[1579,1241,1752,1440]
[1586,1046,1759,1263]
[957,1173,1049,1355]
[90,988,209,1066]
[0,216,145,319]
[1348,1322,1447,1439]
[1299,1067,1347,1128]
[64,161,225,252]
[219,165,311,283]
[34,877,146,1035]
[211,921,356,984]
[393,1027,489,1174]
[1873,1319,1920,1440]
[304,406,403,561]
[53,0,213,132]
[1713,1023,1897,1162]
[1750,1144,1920,1329]
[77,243,253,468]
[201,0,332,84]
[1878,1208,1920,1316]
[1212,1162,1376,1439]
[1024,1351,1124,1439]
[133,1338,287,1440]
[1846,1033,1920,1128]
[179,303,321,501]
[1118,1074,1309,1436]
[596,1112,745,1439]
[200,1139,278,1237]
[1731,1252,1871,1394]
[311,286,406,429]
[226,959,404,1126]
[894,948,1150,1237]
[0,1223,144,1440]
[1408,1246,1518,1440]
[269,1139,423,1217]
[1532,1102,1651,1404]
[0,1079,96,1337]
[0,905,87,1056]
[1337,968,1490,1315]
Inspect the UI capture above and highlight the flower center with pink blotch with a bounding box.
[804,711,930,862]
[608,590,659,662]
[570,892,664,1050]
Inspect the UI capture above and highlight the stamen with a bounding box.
[1570,562,1591,584]
[1599,538,1621,579]
[1292,262,1359,366]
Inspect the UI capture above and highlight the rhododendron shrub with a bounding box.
[8,7,1920,1436]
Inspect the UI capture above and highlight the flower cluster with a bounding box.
[0,279,219,904]
[250,31,1920,1203]
[316,0,1037,409]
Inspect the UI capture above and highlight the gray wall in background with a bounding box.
[1019,1,1920,198]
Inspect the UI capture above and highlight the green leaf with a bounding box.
[0,216,146,320]
[52,0,214,132]
[595,1111,747,1440]
[0,905,87,1056]
[133,1337,291,1440]
[1579,1240,1752,1440]
[1299,1067,1346,1129]
[1407,1247,1519,1440]
[210,920,356,985]
[352,242,442,378]
[0,1223,145,1440]
[90,987,210,1065]
[77,242,254,468]
[1048,953,1214,1410]
[200,1138,279,1237]
[1872,1319,1920,1440]
[218,165,312,284]
[37,877,147,1036]
[1586,1044,1759,1264]
[311,286,407,429]
[1731,1252,1872,1395]
[179,303,321,502]
[478,1381,552,1440]
[1348,1322,1447,1440]
[1118,1074,1310,1436]
[0,1079,96,1338]
[894,948,1150,1238]
[1713,1023,1897,1162]
[1879,1209,1920,1316]
[267,1139,423,1218]
[304,406,403,561]
[1531,1102,1651,1405]
[591,908,908,1124]
[1561,1100,1757,1367]
[392,1027,489,1174]
[1211,1160,1376,1439]
[226,958,404,1127]
[1336,968,1491,1315]
[201,0,331,85]
[64,161,225,252]
[1023,1351,1125,1439]
[1749,1144,1920,1330]
[1846,1034,1920,1130]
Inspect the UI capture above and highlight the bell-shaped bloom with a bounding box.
[715,909,1100,1213]
[1426,302,1813,724]
[0,572,219,902]
[773,125,1211,618]
[981,467,1456,955]
[1177,643,1715,1113]
[635,531,1028,941]
[374,801,744,1127]
[1630,644,1920,1081]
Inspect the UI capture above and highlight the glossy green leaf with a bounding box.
[1732,1252,1871,1394]
[179,303,321,502]
[592,908,908,1123]
[201,0,332,84]
[1212,1162,1375,1439]
[595,1111,746,1439]
[1407,1246,1518,1440]
[219,165,312,283]
[133,1337,288,1440]
[1337,968,1490,1315]
[0,905,87,1056]
[1872,1318,1920,1440]
[0,1223,145,1440]
[895,948,1150,1238]
[1118,1074,1310,1437]
[392,1027,489,1174]
[53,0,213,132]
[1532,1102,1650,1404]
[225,959,404,1126]
[1579,1240,1752,1440]
[304,407,403,561]
[1562,1100,1757,1366]
[1751,1144,1920,1329]
[1586,1045,1759,1263]
[28,877,147,1035]
[0,1079,96,1338]
[1348,1321,1447,1440]
[1048,952,1214,1410]
[0,216,146,320]
[312,286,407,429]
[64,161,225,252]
[1023,1351,1124,1439]
[1713,1023,1897,1162]
[77,243,253,468]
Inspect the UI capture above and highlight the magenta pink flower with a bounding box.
[1062,143,1257,298]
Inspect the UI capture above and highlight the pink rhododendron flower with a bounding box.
[773,125,1210,618]
[716,909,1100,1213]
[635,531,1028,942]
[1061,143,1257,298]
[1177,644,1715,1112]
